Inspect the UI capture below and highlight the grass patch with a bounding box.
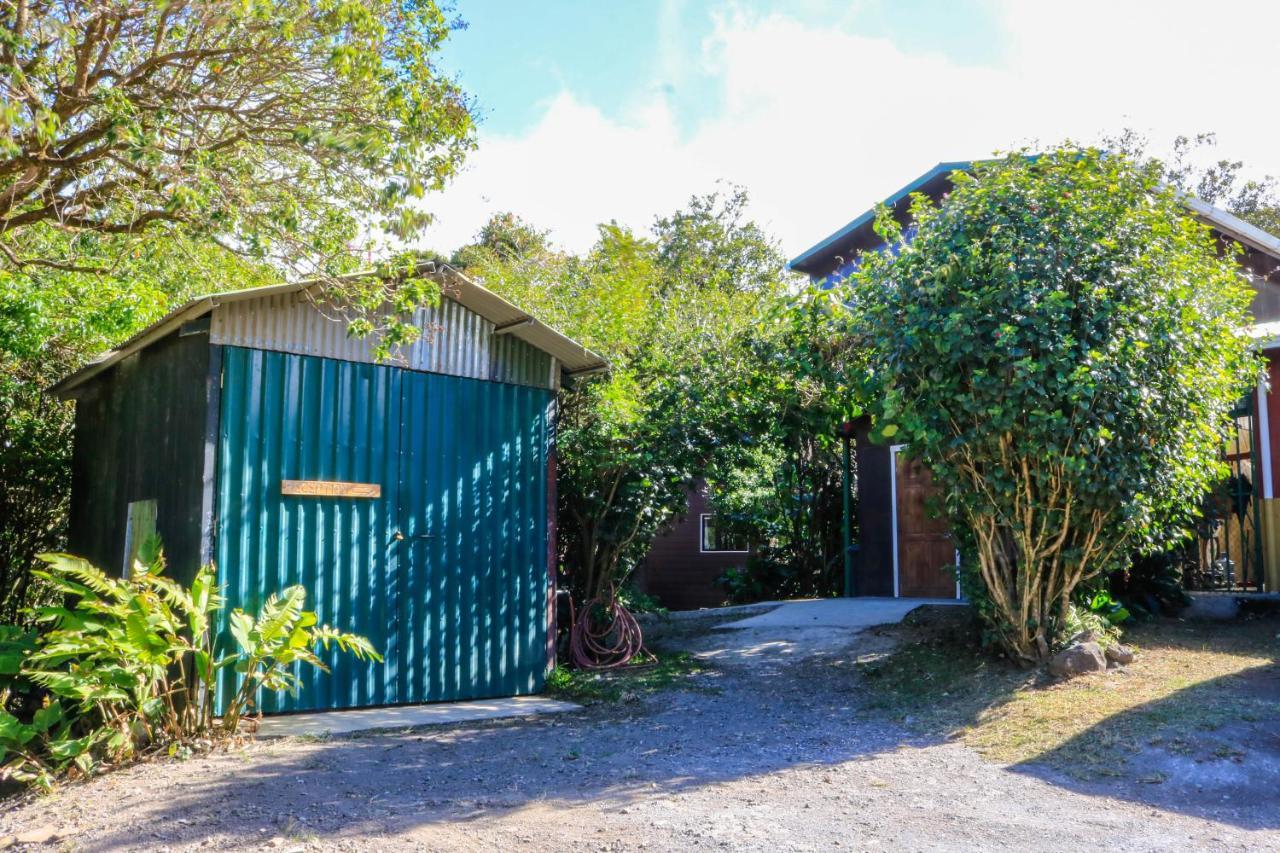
[545,651,708,704]
[858,615,1280,778]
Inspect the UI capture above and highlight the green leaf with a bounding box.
[31,703,63,734]
[228,611,255,652]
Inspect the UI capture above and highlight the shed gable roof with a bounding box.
[50,263,607,399]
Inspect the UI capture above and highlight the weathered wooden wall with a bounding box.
[67,328,214,585]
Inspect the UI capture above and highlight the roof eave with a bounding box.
[1183,196,1280,261]
[787,160,974,274]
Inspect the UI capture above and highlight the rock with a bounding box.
[1066,630,1098,646]
[1048,641,1107,678]
[1105,643,1135,665]
[13,826,59,845]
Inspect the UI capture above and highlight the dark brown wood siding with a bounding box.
[67,329,214,585]
[634,485,747,611]
[853,419,895,596]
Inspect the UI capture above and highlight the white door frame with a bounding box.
[1258,376,1274,500]
[888,444,906,598]
[889,443,961,601]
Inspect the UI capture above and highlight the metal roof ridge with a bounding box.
[790,158,1280,275]
[1182,195,1280,259]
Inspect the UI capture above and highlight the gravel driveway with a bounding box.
[1,605,1275,851]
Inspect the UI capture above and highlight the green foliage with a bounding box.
[616,585,668,617]
[845,146,1259,662]
[1107,131,1280,238]
[0,230,277,625]
[0,626,33,691]
[706,285,863,601]
[455,189,796,607]
[1083,589,1131,628]
[0,549,378,790]
[0,1,475,288]
[1060,603,1122,651]
[220,586,381,732]
[1113,541,1195,617]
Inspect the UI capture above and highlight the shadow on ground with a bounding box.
[75,615,911,850]
[12,606,1280,849]
[856,608,1280,831]
[1010,644,1280,829]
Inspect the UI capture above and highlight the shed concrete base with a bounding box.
[714,596,964,631]
[252,696,580,738]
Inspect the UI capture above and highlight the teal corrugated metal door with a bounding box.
[215,347,551,712]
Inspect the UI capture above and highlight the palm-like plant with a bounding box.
[222,586,381,731]
[25,543,220,758]
[1,544,380,787]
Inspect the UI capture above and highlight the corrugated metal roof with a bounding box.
[209,289,494,382]
[49,263,607,398]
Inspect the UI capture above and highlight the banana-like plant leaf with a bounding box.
[228,611,255,652]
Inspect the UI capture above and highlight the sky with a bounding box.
[421,0,1280,262]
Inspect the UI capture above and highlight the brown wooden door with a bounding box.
[895,452,958,598]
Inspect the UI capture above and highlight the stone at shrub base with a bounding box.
[1105,643,1135,665]
[1048,641,1107,678]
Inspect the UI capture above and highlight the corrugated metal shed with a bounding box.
[55,262,595,714]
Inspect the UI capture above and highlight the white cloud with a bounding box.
[420,1,1280,260]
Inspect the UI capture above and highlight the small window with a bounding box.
[122,499,158,577]
[699,514,749,553]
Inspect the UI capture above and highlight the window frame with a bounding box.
[698,513,750,554]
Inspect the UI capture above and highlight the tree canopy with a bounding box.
[0,1,474,279]
[0,231,276,622]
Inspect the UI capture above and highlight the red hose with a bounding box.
[567,590,652,670]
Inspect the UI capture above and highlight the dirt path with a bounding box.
[1,609,1276,851]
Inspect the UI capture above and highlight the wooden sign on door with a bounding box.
[281,480,381,499]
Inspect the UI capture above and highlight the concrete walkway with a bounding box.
[715,596,963,631]
[254,695,580,738]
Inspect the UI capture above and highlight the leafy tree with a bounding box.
[0,228,276,623]
[0,0,478,620]
[1106,131,1280,237]
[454,191,789,621]
[847,147,1258,663]
[0,1,474,275]
[706,286,861,601]
[652,185,782,296]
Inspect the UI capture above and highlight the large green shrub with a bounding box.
[706,285,864,601]
[848,147,1259,663]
